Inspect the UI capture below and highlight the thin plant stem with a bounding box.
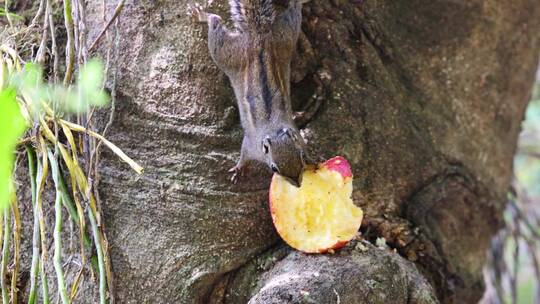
[30,0,46,27]
[101,227,113,304]
[26,145,40,304]
[59,126,92,300]
[63,0,76,85]
[39,259,50,304]
[48,150,71,304]
[88,0,125,52]
[524,238,540,303]
[511,215,520,304]
[57,170,91,248]
[37,136,50,303]
[57,165,92,300]
[88,202,106,304]
[92,18,121,304]
[37,136,49,254]
[34,0,50,64]
[72,0,79,60]
[4,0,13,28]
[77,0,88,64]
[11,194,21,304]
[1,208,11,304]
[47,0,59,82]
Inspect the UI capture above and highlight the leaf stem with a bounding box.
[1,208,11,304]
[11,194,21,304]
[63,0,75,85]
[26,145,39,304]
[48,150,71,304]
[88,201,106,304]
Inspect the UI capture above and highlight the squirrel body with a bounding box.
[189,0,310,186]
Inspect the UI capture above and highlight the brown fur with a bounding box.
[189,0,309,186]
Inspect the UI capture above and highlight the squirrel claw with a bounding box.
[187,3,208,23]
[228,166,243,184]
[293,111,306,124]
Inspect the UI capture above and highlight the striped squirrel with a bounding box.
[188,0,311,187]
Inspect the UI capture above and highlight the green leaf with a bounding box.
[0,8,25,21]
[67,59,108,113]
[9,63,45,114]
[0,88,28,209]
[10,63,43,93]
[10,60,109,114]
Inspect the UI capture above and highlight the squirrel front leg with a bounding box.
[188,3,242,73]
[189,3,246,183]
[228,137,252,184]
[187,3,220,24]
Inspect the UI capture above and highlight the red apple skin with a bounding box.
[322,156,353,179]
[316,240,349,254]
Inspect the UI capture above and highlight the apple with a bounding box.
[269,156,363,253]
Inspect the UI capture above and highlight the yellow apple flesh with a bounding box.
[269,157,363,253]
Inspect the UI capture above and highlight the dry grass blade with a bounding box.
[61,124,80,168]
[4,3,133,301]
[60,119,144,174]
[60,126,90,301]
[0,46,22,69]
[41,121,108,304]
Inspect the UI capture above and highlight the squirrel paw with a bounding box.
[293,111,307,124]
[228,165,245,184]
[293,74,324,127]
[187,3,208,23]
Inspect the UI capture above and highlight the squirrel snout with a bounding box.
[287,173,303,188]
[280,164,304,188]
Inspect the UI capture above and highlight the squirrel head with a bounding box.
[262,127,306,187]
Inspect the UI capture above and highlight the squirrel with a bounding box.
[188,0,311,187]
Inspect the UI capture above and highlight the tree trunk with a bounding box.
[81,0,540,303]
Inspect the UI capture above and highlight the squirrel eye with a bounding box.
[271,163,279,173]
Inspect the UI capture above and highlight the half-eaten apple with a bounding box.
[269,156,363,253]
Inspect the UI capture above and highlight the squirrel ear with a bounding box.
[283,128,291,135]
[277,128,292,138]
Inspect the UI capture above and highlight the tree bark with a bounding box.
[81,0,540,303]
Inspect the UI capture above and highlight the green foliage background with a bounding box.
[511,76,540,304]
[0,60,108,210]
[515,82,540,197]
[0,89,26,209]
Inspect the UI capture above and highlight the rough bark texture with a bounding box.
[77,0,540,303]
